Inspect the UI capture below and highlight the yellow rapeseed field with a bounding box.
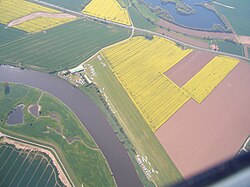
[0,0,75,32]
[182,56,239,103]
[82,0,131,25]
[13,17,75,33]
[102,36,192,131]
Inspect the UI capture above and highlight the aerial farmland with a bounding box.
[0,0,250,187]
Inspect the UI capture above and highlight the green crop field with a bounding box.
[0,19,131,72]
[39,0,90,12]
[214,0,250,36]
[0,24,26,45]
[128,6,156,30]
[0,143,64,187]
[217,40,244,56]
[83,54,182,187]
[0,83,116,187]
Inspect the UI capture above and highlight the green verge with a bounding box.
[0,83,116,187]
[38,0,91,12]
[216,40,244,56]
[0,19,131,72]
[214,0,250,36]
[128,6,156,31]
[0,24,26,45]
[82,55,182,187]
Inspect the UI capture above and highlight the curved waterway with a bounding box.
[0,65,143,187]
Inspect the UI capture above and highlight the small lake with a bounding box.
[144,0,226,30]
[7,104,24,125]
[28,104,39,117]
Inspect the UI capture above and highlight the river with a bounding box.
[0,65,143,187]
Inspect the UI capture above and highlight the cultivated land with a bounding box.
[182,56,239,103]
[0,0,76,33]
[83,54,182,186]
[156,60,250,178]
[102,36,192,131]
[0,83,116,187]
[165,51,216,87]
[39,0,90,12]
[0,140,66,187]
[216,40,244,56]
[157,19,236,40]
[82,0,131,25]
[0,19,131,72]
[0,24,26,45]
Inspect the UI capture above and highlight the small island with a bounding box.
[161,0,196,15]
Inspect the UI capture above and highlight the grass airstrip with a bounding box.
[0,83,116,187]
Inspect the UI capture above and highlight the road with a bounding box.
[33,0,250,62]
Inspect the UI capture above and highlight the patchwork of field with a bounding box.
[0,19,131,71]
[102,36,239,132]
[0,143,64,187]
[156,60,250,178]
[182,56,239,103]
[102,36,192,131]
[83,0,131,25]
[0,0,76,32]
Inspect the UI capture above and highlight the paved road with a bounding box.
[33,0,250,62]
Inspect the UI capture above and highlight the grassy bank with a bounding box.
[0,19,131,72]
[82,55,182,186]
[0,83,116,187]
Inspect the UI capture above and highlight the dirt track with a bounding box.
[165,51,215,87]
[156,60,250,179]
[158,19,236,40]
[8,12,76,27]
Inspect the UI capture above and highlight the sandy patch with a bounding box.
[1,137,71,187]
[158,19,236,40]
[156,60,250,179]
[238,36,250,45]
[8,12,77,27]
[165,51,216,87]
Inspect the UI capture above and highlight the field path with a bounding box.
[8,12,77,27]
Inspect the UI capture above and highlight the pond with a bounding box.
[7,104,25,125]
[144,0,226,30]
[28,104,40,118]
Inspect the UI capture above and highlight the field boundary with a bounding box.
[0,131,75,187]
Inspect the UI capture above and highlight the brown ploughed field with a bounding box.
[156,60,250,179]
[157,28,209,49]
[158,19,236,40]
[165,51,215,87]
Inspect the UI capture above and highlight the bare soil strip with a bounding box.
[1,137,71,187]
[158,19,236,40]
[8,12,77,27]
[156,60,250,179]
[238,36,250,45]
[165,51,216,87]
[157,28,209,49]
